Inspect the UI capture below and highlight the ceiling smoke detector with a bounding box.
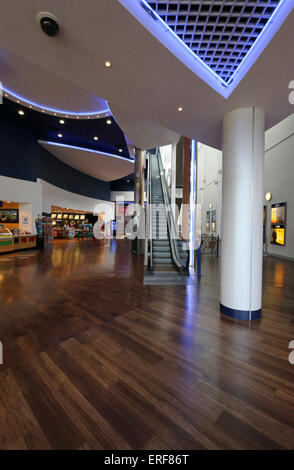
[36,12,60,37]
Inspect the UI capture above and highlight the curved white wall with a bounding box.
[0,175,114,235]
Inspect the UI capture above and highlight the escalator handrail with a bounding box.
[146,152,153,272]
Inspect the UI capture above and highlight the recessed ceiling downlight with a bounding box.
[18,110,25,116]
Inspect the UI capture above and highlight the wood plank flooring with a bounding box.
[0,239,293,450]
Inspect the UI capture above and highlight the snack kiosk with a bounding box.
[0,224,37,254]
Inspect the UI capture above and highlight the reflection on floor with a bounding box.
[0,238,293,450]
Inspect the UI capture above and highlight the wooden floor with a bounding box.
[0,238,293,450]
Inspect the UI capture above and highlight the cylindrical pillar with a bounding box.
[132,148,145,255]
[182,137,191,241]
[221,107,265,321]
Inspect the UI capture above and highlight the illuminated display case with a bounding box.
[63,214,69,219]
[0,224,14,253]
[0,224,13,238]
[51,213,57,219]
[271,202,286,246]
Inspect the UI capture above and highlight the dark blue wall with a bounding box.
[0,115,111,201]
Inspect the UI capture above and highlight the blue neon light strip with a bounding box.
[3,86,110,118]
[38,140,134,163]
[189,140,196,268]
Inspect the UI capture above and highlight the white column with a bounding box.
[221,107,265,321]
[171,143,177,220]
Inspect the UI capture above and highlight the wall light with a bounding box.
[104,61,112,68]
[18,110,25,116]
[93,136,99,141]
[106,119,112,125]
[265,192,272,201]
[178,106,183,112]
[59,119,65,124]
[58,133,63,138]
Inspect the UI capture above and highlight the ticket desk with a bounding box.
[0,225,37,254]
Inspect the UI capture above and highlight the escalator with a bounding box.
[145,150,189,280]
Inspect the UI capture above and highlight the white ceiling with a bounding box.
[38,141,134,182]
[0,0,293,150]
[110,102,180,149]
[0,48,108,117]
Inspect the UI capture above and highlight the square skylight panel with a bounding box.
[146,0,283,84]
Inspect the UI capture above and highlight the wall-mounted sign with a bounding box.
[206,210,210,232]
[263,206,266,244]
[211,210,216,232]
[271,202,286,246]
[0,209,19,223]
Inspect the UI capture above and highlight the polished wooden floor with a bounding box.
[0,238,293,450]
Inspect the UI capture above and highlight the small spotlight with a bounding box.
[59,119,65,124]
[94,136,99,141]
[18,110,25,116]
[106,119,112,125]
[177,106,183,112]
[104,61,112,68]
[58,133,63,138]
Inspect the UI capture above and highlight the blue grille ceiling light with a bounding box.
[120,0,293,97]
